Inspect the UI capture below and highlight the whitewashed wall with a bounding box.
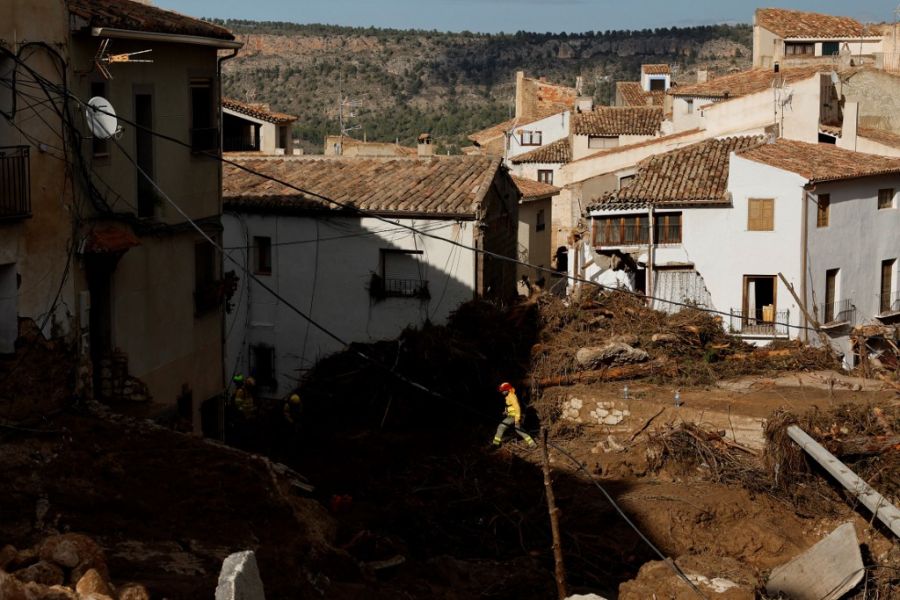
[223,213,477,395]
[507,112,570,160]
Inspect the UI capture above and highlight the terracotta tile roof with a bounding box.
[642,64,671,75]
[66,0,234,40]
[617,82,666,107]
[223,156,504,217]
[223,98,296,125]
[858,127,900,150]
[512,176,560,202]
[589,136,767,211]
[325,135,417,156]
[573,107,664,136]
[510,138,571,164]
[737,138,900,183]
[669,66,823,99]
[755,8,866,39]
[467,108,563,145]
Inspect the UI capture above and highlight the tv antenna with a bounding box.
[336,79,362,155]
[94,39,153,79]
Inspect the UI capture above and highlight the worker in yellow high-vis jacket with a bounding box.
[492,382,536,448]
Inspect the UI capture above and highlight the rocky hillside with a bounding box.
[215,21,752,153]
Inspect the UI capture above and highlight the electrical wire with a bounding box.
[24,67,817,335]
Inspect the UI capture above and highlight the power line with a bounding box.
[26,68,814,334]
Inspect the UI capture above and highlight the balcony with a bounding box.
[818,299,855,329]
[0,146,31,220]
[728,308,790,338]
[190,127,220,154]
[369,274,430,300]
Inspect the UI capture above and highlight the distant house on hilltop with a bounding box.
[223,98,298,154]
[615,64,672,108]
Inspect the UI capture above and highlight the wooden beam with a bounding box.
[540,428,568,600]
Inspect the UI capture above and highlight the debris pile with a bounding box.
[530,292,838,387]
[0,533,150,600]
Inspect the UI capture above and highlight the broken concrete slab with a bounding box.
[215,551,265,600]
[765,522,864,600]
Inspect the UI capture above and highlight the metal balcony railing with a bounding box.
[819,298,855,326]
[878,291,900,315]
[382,278,429,298]
[0,146,31,220]
[728,308,790,337]
[190,127,220,153]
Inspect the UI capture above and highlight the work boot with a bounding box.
[491,437,502,449]
[524,437,537,449]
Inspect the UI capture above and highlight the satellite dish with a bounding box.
[85,96,119,140]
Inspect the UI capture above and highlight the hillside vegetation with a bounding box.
[215,21,752,154]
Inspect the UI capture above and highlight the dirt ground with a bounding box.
[1,303,898,599]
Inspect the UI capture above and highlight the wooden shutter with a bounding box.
[748,198,774,231]
[816,194,829,228]
[882,260,894,313]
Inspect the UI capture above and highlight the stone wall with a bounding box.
[97,351,150,404]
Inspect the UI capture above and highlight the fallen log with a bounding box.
[824,434,900,458]
[531,360,675,388]
[787,425,900,538]
[725,348,795,361]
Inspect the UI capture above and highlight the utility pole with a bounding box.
[540,428,568,599]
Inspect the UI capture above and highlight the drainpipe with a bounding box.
[215,47,240,438]
[801,188,811,342]
[647,204,655,305]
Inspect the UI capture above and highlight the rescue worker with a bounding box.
[283,393,302,426]
[234,375,256,419]
[492,382,536,448]
[276,393,303,460]
[228,374,257,449]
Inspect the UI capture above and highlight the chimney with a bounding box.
[515,71,525,119]
[575,96,593,113]
[417,133,433,157]
[696,69,709,84]
[575,76,584,95]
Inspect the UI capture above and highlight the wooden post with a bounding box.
[777,272,837,360]
[540,428,568,599]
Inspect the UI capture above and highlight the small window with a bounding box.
[822,41,840,56]
[878,188,894,210]
[90,81,109,157]
[536,208,546,232]
[748,198,774,231]
[685,99,694,114]
[588,135,618,149]
[520,131,542,146]
[537,169,553,185]
[816,194,830,227]
[254,236,272,275]
[190,78,217,153]
[250,345,277,391]
[194,240,220,316]
[654,212,682,244]
[618,174,636,190]
[377,249,428,298]
[785,42,814,56]
[649,78,666,91]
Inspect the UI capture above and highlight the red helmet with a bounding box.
[498,382,513,392]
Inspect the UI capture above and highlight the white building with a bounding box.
[615,64,671,108]
[512,176,560,290]
[585,137,900,365]
[222,155,520,395]
[223,98,297,155]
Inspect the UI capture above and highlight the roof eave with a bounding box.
[90,26,243,49]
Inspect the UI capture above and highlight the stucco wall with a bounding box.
[509,162,562,186]
[507,111,570,160]
[517,197,552,285]
[223,214,479,395]
[805,175,900,345]
[840,69,900,134]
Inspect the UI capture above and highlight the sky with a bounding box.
[155,0,900,33]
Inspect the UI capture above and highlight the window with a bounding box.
[881,259,896,314]
[748,198,774,231]
[520,130,542,146]
[655,212,682,244]
[595,215,647,246]
[250,345,276,391]
[194,241,220,316]
[822,41,840,56]
[0,146,30,219]
[537,170,553,185]
[816,193,830,227]
[588,135,618,150]
[190,78,217,153]
[824,268,838,323]
[90,82,109,157]
[134,92,155,218]
[685,99,694,114]
[649,78,666,91]
[536,208,546,232]
[785,42,814,56]
[253,236,272,275]
[375,249,428,298]
[618,174,636,190]
[878,188,894,210]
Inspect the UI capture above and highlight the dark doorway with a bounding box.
[134,92,154,218]
[85,254,118,393]
[742,275,776,323]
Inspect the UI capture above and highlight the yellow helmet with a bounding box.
[289,393,300,404]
